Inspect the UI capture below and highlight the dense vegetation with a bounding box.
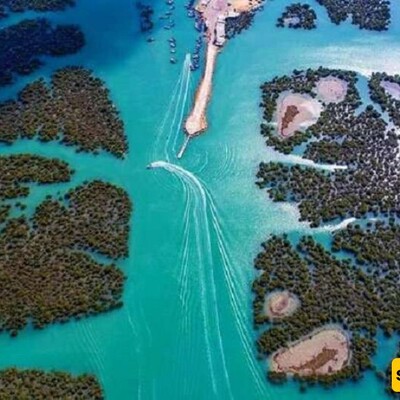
[316,0,391,30]
[259,67,359,154]
[0,65,130,339]
[136,2,154,32]
[333,220,400,273]
[0,180,131,336]
[0,18,84,87]
[0,0,74,18]
[254,67,400,393]
[225,11,256,39]
[0,0,130,392]
[369,72,400,128]
[253,236,380,386]
[276,3,317,30]
[43,180,132,259]
[0,154,72,223]
[0,67,127,157]
[0,154,72,201]
[257,68,400,227]
[0,368,103,399]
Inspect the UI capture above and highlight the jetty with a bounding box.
[179,0,261,157]
[184,43,218,136]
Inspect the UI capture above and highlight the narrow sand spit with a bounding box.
[276,92,322,137]
[185,44,218,136]
[182,0,262,147]
[315,76,348,104]
[264,291,299,319]
[381,80,400,100]
[283,16,300,26]
[270,327,350,376]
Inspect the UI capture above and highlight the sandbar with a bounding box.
[229,0,263,13]
[182,0,261,148]
[185,44,218,136]
[276,92,322,137]
[264,290,299,319]
[381,80,400,100]
[270,327,350,376]
[315,76,348,104]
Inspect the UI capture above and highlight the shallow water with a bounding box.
[0,0,400,399]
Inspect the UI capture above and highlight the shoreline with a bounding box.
[184,43,219,137]
[180,0,262,156]
[270,326,351,377]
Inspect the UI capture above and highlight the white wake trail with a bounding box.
[151,55,192,162]
[164,55,192,161]
[149,161,269,399]
[149,161,232,398]
[318,217,356,232]
[204,188,268,397]
[283,154,348,171]
[172,54,192,155]
[152,70,183,161]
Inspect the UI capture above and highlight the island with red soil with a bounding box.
[252,67,400,394]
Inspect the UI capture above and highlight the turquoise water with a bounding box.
[1,0,400,399]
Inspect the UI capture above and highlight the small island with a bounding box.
[316,0,391,30]
[0,0,75,18]
[253,66,400,393]
[0,67,127,157]
[0,3,131,394]
[0,368,103,399]
[253,236,380,388]
[369,72,400,127]
[270,328,350,376]
[0,19,84,87]
[264,290,299,319]
[276,3,317,30]
[0,179,131,336]
[0,67,131,337]
[256,68,400,227]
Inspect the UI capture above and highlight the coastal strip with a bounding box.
[270,327,351,376]
[184,43,218,137]
[179,0,262,157]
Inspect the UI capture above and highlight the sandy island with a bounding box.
[264,290,299,319]
[276,92,322,137]
[315,76,348,104]
[179,0,261,157]
[184,43,218,136]
[274,76,348,139]
[381,80,400,100]
[270,327,350,376]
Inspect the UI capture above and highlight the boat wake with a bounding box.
[148,161,268,399]
[151,55,192,163]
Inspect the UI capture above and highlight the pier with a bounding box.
[181,0,259,157]
[184,43,218,137]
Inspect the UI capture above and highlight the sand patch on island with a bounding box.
[264,290,299,319]
[229,0,263,13]
[283,16,300,26]
[276,92,322,138]
[315,76,348,104]
[270,327,350,376]
[381,80,400,100]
